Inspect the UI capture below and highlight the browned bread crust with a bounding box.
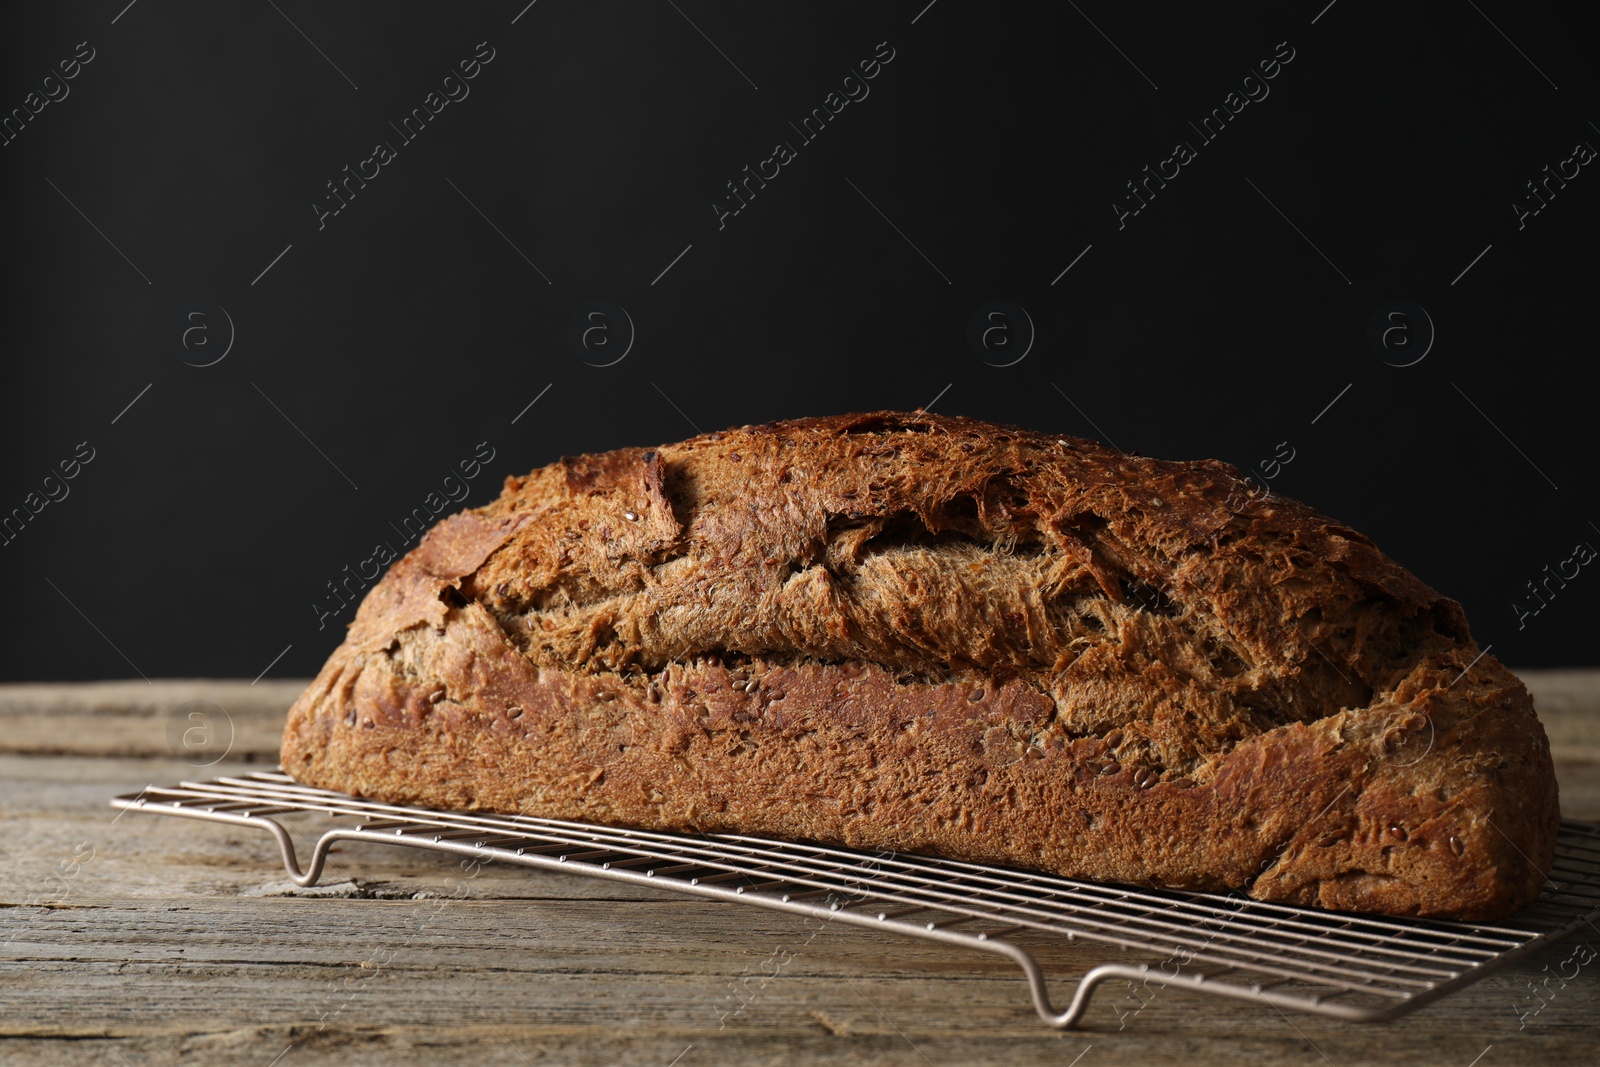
[281,411,1559,920]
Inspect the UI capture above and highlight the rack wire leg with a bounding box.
[257,819,352,887]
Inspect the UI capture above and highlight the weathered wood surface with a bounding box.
[2,673,1598,1065]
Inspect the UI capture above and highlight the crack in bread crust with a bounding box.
[282,411,1559,920]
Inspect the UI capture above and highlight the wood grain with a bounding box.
[2,674,1597,1065]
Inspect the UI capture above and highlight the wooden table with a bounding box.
[4,674,1598,1066]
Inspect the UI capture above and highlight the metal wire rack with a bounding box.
[111,771,1600,1029]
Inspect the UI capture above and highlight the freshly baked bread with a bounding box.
[281,411,1559,920]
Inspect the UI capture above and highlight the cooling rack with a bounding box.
[111,771,1600,1029]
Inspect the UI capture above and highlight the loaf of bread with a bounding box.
[282,411,1559,920]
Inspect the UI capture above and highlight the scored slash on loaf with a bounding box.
[282,411,1559,920]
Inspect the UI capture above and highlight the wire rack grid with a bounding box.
[111,771,1600,1030]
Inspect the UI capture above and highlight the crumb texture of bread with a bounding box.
[282,411,1559,920]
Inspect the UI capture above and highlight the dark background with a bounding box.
[1,0,1594,682]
